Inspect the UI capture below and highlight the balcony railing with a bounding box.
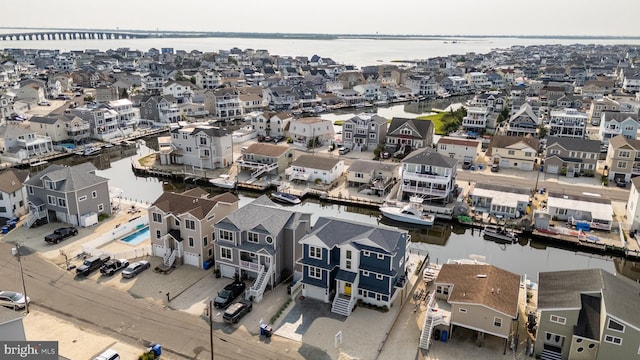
[401,184,448,196]
[403,172,450,183]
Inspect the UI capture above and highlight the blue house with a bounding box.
[297,217,410,316]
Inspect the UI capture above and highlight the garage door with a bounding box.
[303,284,328,302]
[499,159,510,168]
[184,252,200,268]
[220,264,236,279]
[520,162,533,171]
[546,165,559,174]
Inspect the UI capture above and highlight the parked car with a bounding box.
[491,164,500,172]
[615,178,627,188]
[121,260,151,278]
[223,300,252,324]
[38,101,51,106]
[462,161,473,170]
[44,226,78,244]
[273,135,285,143]
[339,147,350,155]
[76,255,111,276]
[100,259,130,276]
[257,135,265,142]
[214,281,246,308]
[0,290,30,310]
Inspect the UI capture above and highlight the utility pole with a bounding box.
[14,243,29,313]
[209,299,214,360]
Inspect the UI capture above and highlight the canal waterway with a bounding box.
[86,143,626,283]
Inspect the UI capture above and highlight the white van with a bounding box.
[94,349,120,360]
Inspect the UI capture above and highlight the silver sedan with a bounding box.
[121,260,151,279]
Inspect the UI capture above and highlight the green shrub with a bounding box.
[98,212,110,222]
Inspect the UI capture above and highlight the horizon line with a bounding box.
[0,26,639,39]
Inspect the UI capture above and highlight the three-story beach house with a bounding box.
[397,147,458,203]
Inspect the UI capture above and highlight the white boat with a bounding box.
[82,147,102,156]
[271,192,301,205]
[423,264,439,283]
[379,197,435,226]
[209,175,237,189]
[483,225,518,244]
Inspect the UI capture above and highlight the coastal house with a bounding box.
[139,95,181,125]
[464,71,492,90]
[504,103,540,138]
[158,124,232,169]
[385,117,434,156]
[486,135,538,171]
[544,137,600,176]
[238,89,266,115]
[149,189,239,269]
[471,91,507,112]
[397,147,458,203]
[0,123,54,163]
[29,116,72,145]
[237,143,293,180]
[263,86,297,110]
[24,163,111,228]
[435,137,482,165]
[588,97,619,126]
[461,107,491,134]
[297,217,410,316]
[548,108,588,139]
[142,73,165,94]
[0,169,29,219]
[0,95,15,122]
[285,154,344,185]
[213,196,311,302]
[178,102,209,118]
[94,85,119,103]
[251,111,293,139]
[341,113,388,151]
[288,117,335,148]
[162,80,195,104]
[69,103,128,141]
[598,112,639,146]
[430,263,520,345]
[345,160,398,197]
[107,99,140,130]
[204,88,241,121]
[193,70,222,89]
[14,83,45,104]
[469,183,530,219]
[535,269,640,360]
[539,192,613,231]
[625,177,640,230]
[605,135,640,183]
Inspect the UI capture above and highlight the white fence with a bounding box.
[82,216,150,260]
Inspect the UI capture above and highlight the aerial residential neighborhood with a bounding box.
[2,39,640,360]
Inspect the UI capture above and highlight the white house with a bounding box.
[285,154,344,185]
[159,123,233,169]
[599,112,639,145]
[627,177,640,231]
[0,169,29,218]
[288,117,335,147]
[436,137,482,164]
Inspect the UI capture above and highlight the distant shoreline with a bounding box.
[0,27,639,41]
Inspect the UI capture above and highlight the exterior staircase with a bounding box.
[24,212,38,228]
[419,295,450,350]
[247,265,273,303]
[331,294,353,316]
[163,249,177,267]
[251,162,278,179]
[540,349,563,360]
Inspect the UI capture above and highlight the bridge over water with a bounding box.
[0,30,208,41]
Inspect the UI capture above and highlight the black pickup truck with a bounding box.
[76,255,110,276]
[214,282,246,308]
[44,227,78,244]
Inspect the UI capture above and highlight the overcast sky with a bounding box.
[4,0,639,37]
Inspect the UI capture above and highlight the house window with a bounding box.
[220,247,232,261]
[92,191,97,198]
[346,250,352,259]
[156,230,161,239]
[309,266,322,279]
[44,180,55,190]
[200,137,207,145]
[203,236,208,247]
[617,161,627,168]
[152,212,162,223]
[524,152,532,157]
[247,232,259,243]
[208,248,213,257]
[47,195,56,205]
[377,253,384,260]
[363,250,370,257]
[219,230,233,241]
[494,317,503,327]
[175,219,180,226]
[556,208,567,216]
[309,246,322,259]
[550,315,567,325]
[376,274,383,280]
[188,237,194,247]
[607,319,625,333]
[508,150,515,155]
[57,198,66,208]
[619,151,630,158]
[346,260,352,269]
[459,308,467,313]
[185,219,195,230]
[604,335,622,345]
[355,173,364,179]
[369,133,376,139]
[265,236,273,245]
[78,195,87,202]
[98,204,104,212]
[28,186,33,195]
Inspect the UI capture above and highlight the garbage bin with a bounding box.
[148,344,161,357]
[433,329,441,341]
[2,226,8,234]
[441,330,448,343]
[260,324,273,337]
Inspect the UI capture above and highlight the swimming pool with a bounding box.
[120,226,150,246]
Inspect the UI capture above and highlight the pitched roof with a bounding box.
[388,117,434,138]
[25,163,109,192]
[347,160,398,174]
[486,135,539,156]
[0,169,28,194]
[609,134,640,150]
[152,190,238,220]
[437,137,481,147]
[291,154,341,171]
[435,264,520,317]
[538,269,640,328]
[245,143,290,157]
[402,147,458,168]
[546,137,601,153]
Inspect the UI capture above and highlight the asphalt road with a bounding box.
[0,242,312,360]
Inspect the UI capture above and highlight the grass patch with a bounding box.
[417,108,466,135]
[138,154,156,167]
[269,298,292,325]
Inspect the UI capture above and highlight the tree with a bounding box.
[538,124,548,138]
[120,88,129,99]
